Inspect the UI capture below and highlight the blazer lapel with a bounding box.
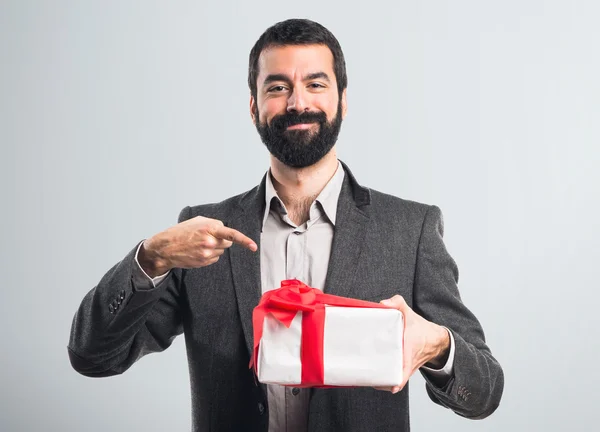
[228,175,266,359]
[324,161,371,299]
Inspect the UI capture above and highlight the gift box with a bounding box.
[250,279,404,388]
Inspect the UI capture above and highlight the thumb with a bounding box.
[380,295,409,313]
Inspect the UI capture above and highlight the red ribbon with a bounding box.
[250,279,393,387]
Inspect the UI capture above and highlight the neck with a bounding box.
[269,148,339,209]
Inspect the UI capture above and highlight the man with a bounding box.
[68,19,503,431]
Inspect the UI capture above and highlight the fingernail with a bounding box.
[381,299,391,305]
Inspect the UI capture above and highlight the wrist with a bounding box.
[138,236,171,278]
[425,325,451,369]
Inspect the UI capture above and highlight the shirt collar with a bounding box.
[262,160,345,230]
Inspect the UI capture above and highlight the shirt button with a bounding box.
[292,387,300,396]
[257,402,265,415]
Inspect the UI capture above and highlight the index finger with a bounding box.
[212,226,257,252]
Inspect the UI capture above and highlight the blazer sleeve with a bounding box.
[413,205,504,419]
[67,206,192,377]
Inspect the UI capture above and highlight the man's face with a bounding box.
[251,44,347,168]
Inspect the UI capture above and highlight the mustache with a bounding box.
[270,111,328,131]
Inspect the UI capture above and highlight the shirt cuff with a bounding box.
[132,241,170,290]
[420,326,455,377]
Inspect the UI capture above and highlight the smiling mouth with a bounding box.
[286,123,316,130]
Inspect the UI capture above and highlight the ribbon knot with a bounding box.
[266,280,319,319]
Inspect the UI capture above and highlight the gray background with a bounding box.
[1,0,598,431]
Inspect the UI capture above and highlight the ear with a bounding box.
[250,95,257,124]
[341,88,348,119]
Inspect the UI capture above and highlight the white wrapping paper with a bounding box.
[257,305,403,387]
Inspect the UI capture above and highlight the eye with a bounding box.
[268,85,287,93]
[308,83,325,89]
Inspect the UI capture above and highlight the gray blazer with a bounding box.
[68,161,504,431]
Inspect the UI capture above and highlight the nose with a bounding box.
[287,88,309,114]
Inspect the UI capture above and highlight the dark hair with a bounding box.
[248,19,348,100]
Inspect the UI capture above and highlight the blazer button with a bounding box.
[292,388,300,396]
[120,290,125,299]
[257,402,265,415]
[108,304,114,314]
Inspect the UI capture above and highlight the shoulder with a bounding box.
[367,187,438,218]
[177,185,260,223]
[365,187,445,234]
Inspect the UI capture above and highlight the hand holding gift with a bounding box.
[375,295,451,394]
[250,280,450,392]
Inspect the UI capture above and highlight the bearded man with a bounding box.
[68,18,504,432]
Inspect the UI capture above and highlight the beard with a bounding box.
[254,100,343,168]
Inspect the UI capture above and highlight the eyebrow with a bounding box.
[262,71,331,87]
[305,72,331,82]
